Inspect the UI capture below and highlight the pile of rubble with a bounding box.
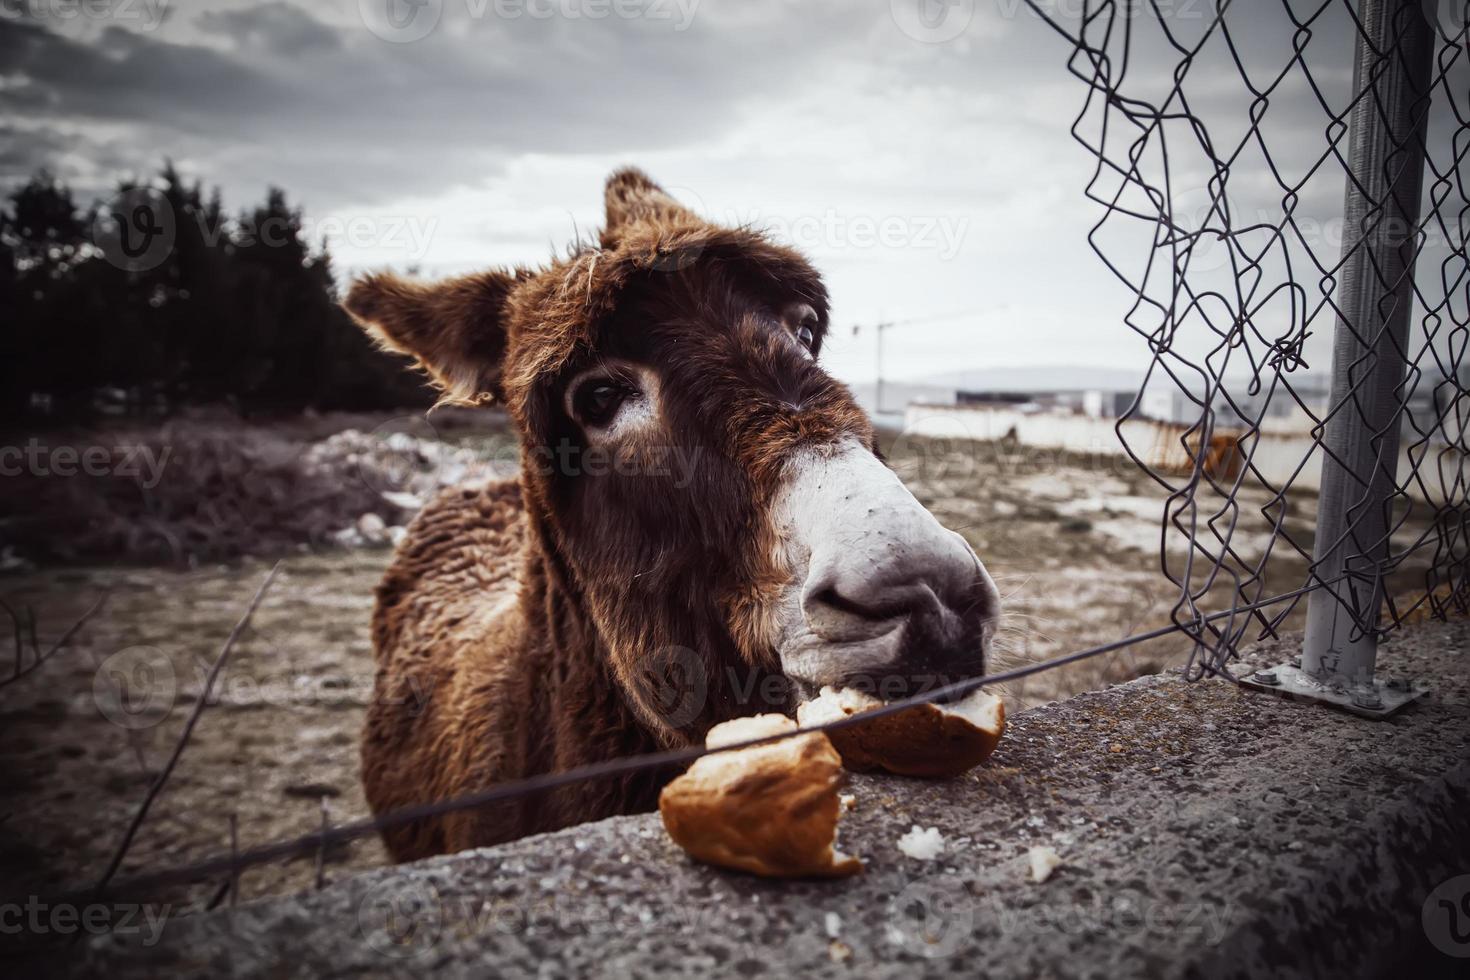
[302,427,515,549]
[0,421,517,567]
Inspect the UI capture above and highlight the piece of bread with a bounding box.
[796,685,1006,778]
[658,714,862,877]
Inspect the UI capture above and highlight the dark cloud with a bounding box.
[0,123,72,175]
[1,0,1460,296]
[196,1,342,55]
[0,1,874,210]
[0,20,294,129]
[0,1,1344,216]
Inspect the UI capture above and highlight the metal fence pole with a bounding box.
[1301,0,1435,699]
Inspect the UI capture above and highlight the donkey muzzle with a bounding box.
[773,437,999,694]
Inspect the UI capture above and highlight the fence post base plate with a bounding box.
[1238,662,1428,719]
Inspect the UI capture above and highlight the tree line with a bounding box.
[1,164,433,425]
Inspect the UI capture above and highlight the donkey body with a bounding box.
[362,479,668,858]
[347,171,998,861]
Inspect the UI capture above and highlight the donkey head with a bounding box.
[344,169,999,744]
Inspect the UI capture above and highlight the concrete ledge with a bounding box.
[73,621,1470,978]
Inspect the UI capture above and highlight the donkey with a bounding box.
[344,169,999,861]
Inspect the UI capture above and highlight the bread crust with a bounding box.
[797,687,1006,778]
[658,715,861,877]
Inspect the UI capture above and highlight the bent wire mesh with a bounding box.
[1024,0,1470,681]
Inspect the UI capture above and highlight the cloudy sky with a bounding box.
[4,0,1466,390]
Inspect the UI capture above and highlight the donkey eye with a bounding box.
[573,377,637,428]
[783,303,819,353]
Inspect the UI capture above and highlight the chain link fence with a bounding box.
[1018,0,1469,689]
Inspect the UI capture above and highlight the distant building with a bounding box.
[956,387,1133,417]
[955,390,1035,408]
[883,363,1462,444]
[1083,389,1135,419]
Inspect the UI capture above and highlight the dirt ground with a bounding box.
[0,552,393,910]
[0,421,1380,913]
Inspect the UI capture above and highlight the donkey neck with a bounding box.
[513,507,669,766]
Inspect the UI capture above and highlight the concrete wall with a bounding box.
[63,620,1470,979]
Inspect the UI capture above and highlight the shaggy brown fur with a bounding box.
[347,169,891,861]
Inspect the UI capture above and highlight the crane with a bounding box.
[851,309,997,415]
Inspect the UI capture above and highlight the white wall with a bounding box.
[900,405,1467,502]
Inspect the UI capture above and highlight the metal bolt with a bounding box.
[1352,687,1384,710]
[1252,669,1280,686]
[1290,656,1302,669]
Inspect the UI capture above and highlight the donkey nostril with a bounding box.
[801,578,940,644]
[808,585,902,624]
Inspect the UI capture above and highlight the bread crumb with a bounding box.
[897,825,946,860]
[828,940,852,963]
[838,793,856,811]
[1028,845,1062,883]
[824,911,842,938]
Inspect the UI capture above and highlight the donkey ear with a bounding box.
[603,167,696,240]
[343,270,515,406]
